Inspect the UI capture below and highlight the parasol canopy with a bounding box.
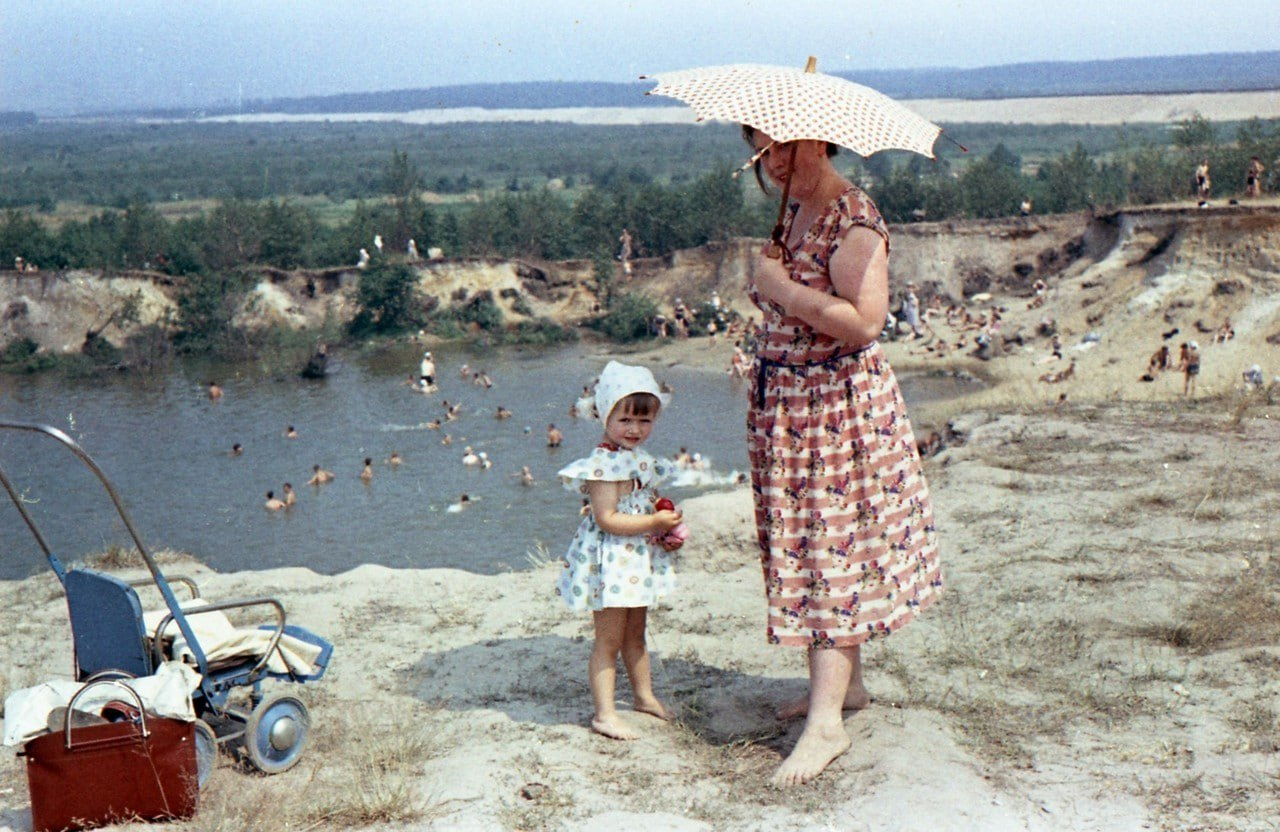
[643,57,942,159]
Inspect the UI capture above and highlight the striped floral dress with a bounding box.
[747,185,941,649]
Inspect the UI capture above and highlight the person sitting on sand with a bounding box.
[1146,344,1171,376]
[307,464,335,485]
[207,381,223,401]
[282,483,296,507]
[264,491,286,511]
[1180,341,1201,396]
[360,458,374,482]
[1214,317,1235,344]
[555,361,684,740]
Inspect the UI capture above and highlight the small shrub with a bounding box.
[0,337,57,373]
[594,291,658,342]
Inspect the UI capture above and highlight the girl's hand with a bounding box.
[652,509,683,532]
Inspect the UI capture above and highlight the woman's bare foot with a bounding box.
[591,715,639,741]
[772,724,851,787]
[774,686,871,721]
[634,696,676,721]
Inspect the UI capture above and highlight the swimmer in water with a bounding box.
[360,457,374,482]
[307,464,335,485]
[387,452,403,466]
[207,381,223,401]
[264,491,285,511]
[285,425,299,439]
[282,482,296,506]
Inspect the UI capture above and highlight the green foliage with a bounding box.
[453,290,504,331]
[593,291,658,342]
[348,260,422,336]
[1173,113,1217,151]
[174,271,252,353]
[959,157,1024,218]
[0,337,57,373]
[505,317,577,346]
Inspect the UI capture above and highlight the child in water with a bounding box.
[556,361,687,740]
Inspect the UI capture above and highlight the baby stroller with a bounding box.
[0,420,333,779]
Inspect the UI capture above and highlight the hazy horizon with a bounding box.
[3,0,1279,115]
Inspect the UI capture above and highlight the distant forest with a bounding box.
[114,51,1280,118]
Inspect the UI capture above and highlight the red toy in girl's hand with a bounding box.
[652,497,688,548]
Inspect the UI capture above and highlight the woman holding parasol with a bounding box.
[648,59,944,786]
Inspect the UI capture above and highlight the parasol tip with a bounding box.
[804,56,817,73]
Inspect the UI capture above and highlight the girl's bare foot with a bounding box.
[772,724,851,787]
[774,686,871,721]
[634,696,676,721]
[591,715,639,740]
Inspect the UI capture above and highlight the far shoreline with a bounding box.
[108,89,1280,128]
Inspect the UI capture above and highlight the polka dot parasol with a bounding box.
[643,57,941,159]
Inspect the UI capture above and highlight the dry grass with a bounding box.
[1136,558,1280,654]
[81,545,204,571]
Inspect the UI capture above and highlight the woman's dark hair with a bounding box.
[740,124,839,193]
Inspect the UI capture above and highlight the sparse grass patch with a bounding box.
[1226,697,1280,753]
[1142,559,1280,654]
[298,705,451,827]
[81,545,204,570]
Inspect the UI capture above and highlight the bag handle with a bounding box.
[64,679,150,749]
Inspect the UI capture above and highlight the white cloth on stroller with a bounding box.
[3,661,199,746]
[142,599,322,676]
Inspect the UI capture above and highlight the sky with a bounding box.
[2,0,1278,114]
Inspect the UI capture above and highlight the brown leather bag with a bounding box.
[21,680,198,832]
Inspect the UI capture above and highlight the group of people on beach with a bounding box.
[1193,157,1267,206]
[553,127,940,787]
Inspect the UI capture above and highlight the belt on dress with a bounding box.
[753,345,872,409]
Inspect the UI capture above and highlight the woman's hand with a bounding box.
[751,253,795,312]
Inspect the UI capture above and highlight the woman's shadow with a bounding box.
[395,633,799,746]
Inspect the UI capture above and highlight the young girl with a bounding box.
[556,361,686,740]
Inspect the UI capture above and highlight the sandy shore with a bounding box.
[2,323,1277,830]
[180,89,1280,127]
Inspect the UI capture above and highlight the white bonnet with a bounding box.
[593,360,668,423]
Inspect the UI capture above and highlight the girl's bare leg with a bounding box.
[620,607,675,720]
[775,643,868,720]
[589,609,638,740]
[773,646,856,787]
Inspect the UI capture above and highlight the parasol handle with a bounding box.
[766,142,799,261]
[804,56,817,73]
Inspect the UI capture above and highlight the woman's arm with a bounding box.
[753,226,890,347]
[586,480,682,537]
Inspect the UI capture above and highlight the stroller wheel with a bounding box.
[243,693,310,774]
[194,719,218,787]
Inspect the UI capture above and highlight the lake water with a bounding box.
[0,341,964,580]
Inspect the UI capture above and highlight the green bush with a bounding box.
[348,261,422,337]
[506,317,577,346]
[0,337,57,373]
[594,291,658,342]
